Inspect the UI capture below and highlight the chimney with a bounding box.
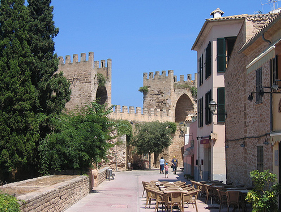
[210,8,224,18]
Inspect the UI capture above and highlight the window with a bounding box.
[217,37,237,73]
[205,42,211,79]
[205,90,212,125]
[198,97,203,127]
[198,54,204,86]
[271,55,280,88]
[257,146,263,171]
[256,68,263,104]
[217,87,225,122]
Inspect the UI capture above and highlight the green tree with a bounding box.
[132,121,176,169]
[27,0,71,136]
[39,102,115,174]
[0,0,40,181]
[246,170,281,212]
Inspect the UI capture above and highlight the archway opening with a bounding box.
[175,94,193,123]
[96,86,107,105]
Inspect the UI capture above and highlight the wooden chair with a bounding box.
[145,187,157,208]
[217,189,227,212]
[142,181,149,197]
[164,191,182,212]
[154,190,165,212]
[182,190,198,212]
[226,190,240,212]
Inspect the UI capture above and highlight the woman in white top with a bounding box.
[159,157,165,174]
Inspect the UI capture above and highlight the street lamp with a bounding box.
[209,99,217,114]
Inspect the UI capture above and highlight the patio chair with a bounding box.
[226,190,240,212]
[164,191,182,212]
[217,189,227,212]
[145,187,157,209]
[182,190,198,212]
[154,190,165,212]
[142,181,149,197]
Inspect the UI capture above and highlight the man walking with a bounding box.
[171,156,178,174]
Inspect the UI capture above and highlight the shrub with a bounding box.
[0,192,20,212]
[246,170,281,212]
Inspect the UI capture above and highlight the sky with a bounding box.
[51,0,277,108]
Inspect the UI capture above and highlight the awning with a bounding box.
[270,132,281,144]
[246,45,275,74]
[200,138,210,144]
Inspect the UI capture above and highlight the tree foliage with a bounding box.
[0,0,40,180]
[0,0,70,181]
[0,192,20,212]
[246,170,281,212]
[132,121,176,155]
[39,102,115,174]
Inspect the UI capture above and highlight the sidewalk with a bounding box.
[65,169,234,212]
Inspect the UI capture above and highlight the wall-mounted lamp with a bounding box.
[209,100,217,114]
[248,83,280,102]
[240,141,245,147]
[263,139,269,145]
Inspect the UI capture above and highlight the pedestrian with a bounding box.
[171,156,178,174]
[159,156,165,174]
[164,163,169,178]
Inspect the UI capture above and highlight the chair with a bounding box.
[142,181,149,197]
[182,191,198,212]
[226,190,240,212]
[164,191,182,212]
[145,187,157,208]
[217,189,227,212]
[154,190,165,212]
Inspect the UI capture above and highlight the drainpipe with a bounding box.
[262,32,271,44]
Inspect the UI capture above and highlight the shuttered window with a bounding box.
[205,42,211,79]
[256,68,263,104]
[198,97,203,128]
[205,90,212,125]
[257,146,263,171]
[217,87,225,122]
[198,54,204,86]
[217,38,226,73]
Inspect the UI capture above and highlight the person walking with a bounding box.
[171,156,178,174]
[159,156,165,174]
[164,163,169,178]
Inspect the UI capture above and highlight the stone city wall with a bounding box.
[109,105,173,122]
[7,175,90,212]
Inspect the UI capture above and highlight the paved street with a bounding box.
[65,169,239,212]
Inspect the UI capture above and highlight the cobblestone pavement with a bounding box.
[65,168,246,212]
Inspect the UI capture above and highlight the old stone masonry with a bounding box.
[58,52,197,170]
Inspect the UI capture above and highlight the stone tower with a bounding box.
[57,52,112,111]
[143,70,197,123]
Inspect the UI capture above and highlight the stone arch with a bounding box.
[96,85,107,105]
[175,93,194,123]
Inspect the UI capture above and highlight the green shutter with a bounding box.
[217,87,225,122]
[217,38,226,73]
[205,42,211,79]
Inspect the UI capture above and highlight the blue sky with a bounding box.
[51,0,276,108]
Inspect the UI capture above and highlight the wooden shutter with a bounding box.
[217,38,226,73]
[256,68,262,104]
[217,87,225,122]
[205,42,211,79]
[205,90,212,125]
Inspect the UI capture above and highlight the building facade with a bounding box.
[225,11,281,186]
[191,8,246,183]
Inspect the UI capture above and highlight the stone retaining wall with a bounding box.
[16,175,89,212]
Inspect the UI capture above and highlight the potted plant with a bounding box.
[246,170,281,212]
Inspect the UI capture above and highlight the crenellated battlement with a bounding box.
[58,52,94,66]
[94,59,112,80]
[109,105,174,122]
[143,70,197,85]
